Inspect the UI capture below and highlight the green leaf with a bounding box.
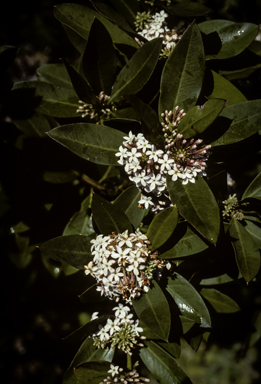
[63,338,114,384]
[245,220,261,248]
[92,194,133,235]
[200,288,241,313]
[63,193,95,236]
[157,342,181,359]
[211,100,261,146]
[13,81,80,118]
[180,315,196,334]
[37,63,73,88]
[160,225,208,258]
[92,2,135,33]
[177,98,226,139]
[206,70,247,107]
[167,176,220,244]
[39,234,95,270]
[199,20,258,60]
[110,38,162,102]
[43,170,76,184]
[147,207,178,252]
[74,361,111,384]
[13,112,57,138]
[242,172,261,200]
[132,280,171,342]
[109,0,139,26]
[113,185,146,229]
[82,18,117,95]
[229,218,260,282]
[54,3,138,48]
[159,22,205,115]
[166,274,211,328]
[200,273,239,285]
[140,340,192,384]
[168,2,211,17]
[47,123,125,165]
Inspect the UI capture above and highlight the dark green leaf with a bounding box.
[245,220,261,248]
[167,176,220,244]
[37,63,73,88]
[43,170,76,184]
[132,280,171,342]
[211,100,261,146]
[140,340,192,384]
[157,342,181,359]
[92,2,135,33]
[229,218,260,282]
[39,234,95,270]
[200,288,240,313]
[47,123,125,165]
[82,18,117,95]
[199,20,258,60]
[92,194,133,235]
[177,99,226,138]
[74,361,111,384]
[109,0,139,25]
[13,81,80,117]
[242,172,261,200]
[159,22,205,114]
[180,315,196,334]
[63,24,87,53]
[168,2,211,17]
[63,338,114,384]
[147,207,178,252]
[13,113,57,138]
[113,185,146,229]
[110,38,162,102]
[200,273,239,285]
[167,274,211,328]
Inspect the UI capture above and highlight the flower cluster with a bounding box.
[91,305,145,354]
[100,364,150,384]
[85,230,165,302]
[116,107,211,211]
[222,194,246,221]
[135,10,182,58]
[76,91,117,122]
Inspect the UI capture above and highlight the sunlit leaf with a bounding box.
[200,288,240,313]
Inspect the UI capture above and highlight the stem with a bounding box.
[127,353,132,371]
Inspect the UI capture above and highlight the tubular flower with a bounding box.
[76,91,117,122]
[99,363,150,383]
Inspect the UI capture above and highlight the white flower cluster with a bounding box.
[100,364,150,384]
[76,91,117,122]
[91,305,145,354]
[135,10,182,57]
[85,230,165,302]
[116,107,211,211]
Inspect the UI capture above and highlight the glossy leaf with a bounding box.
[229,218,260,282]
[74,361,111,384]
[54,3,138,48]
[211,100,261,146]
[200,288,240,313]
[199,20,258,60]
[242,172,261,200]
[140,340,192,384]
[132,280,171,341]
[177,99,226,138]
[110,38,162,102]
[160,225,208,258]
[206,70,247,107]
[13,81,80,117]
[245,220,261,248]
[147,207,178,252]
[47,123,125,165]
[200,273,239,285]
[39,234,95,270]
[92,194,133,235]
[167,176,220,244]
[37,63,72,88]
[180,316,196,334]
[157,342,181,359]
[92,2,135,33]
[63,338,114,384]
[168,2,211,17]
[113,185,146,229]
[82,18,117,95]
[159,22,205,115]
[167,274,211,328]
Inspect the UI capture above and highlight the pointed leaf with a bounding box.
[229,218,260,282]
[167,274,211,328]
[92,194,133,235]
[167,176,220,244]
[242,172,261,200]
[211,100,261,146]
[245,220,261,248]
[37,63,72,88]
[110,38,162,102]
[159,22,205,115]
[39,234,95,270]
[13,112,56,138]
[132,280,171,342]
[47,123,125,165]
[109,0,139,25]
[113,185,146,229]
[168,2,211,17]
[63,194,94,236]
[92,2,135,33]
[74,361,111,384]
[177,98,226,138]
[140,340,192,384]
[147,207,178,252]
[200,288,240,313]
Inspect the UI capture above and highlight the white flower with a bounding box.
[123,131,135,143]
[158,154,174,172]
[113,303,131,318]
[168,164,184,181]
[138,195,154,209]
[148,173,165,191]
[108,364,119,378]
[97,327,110,341]
[146,145,163,162]
[104,318,121,336]
[90,312,99,321]
[126,147,142,163]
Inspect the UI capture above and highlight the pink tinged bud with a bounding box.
[182,140,187,145]
[178,154,184,158]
